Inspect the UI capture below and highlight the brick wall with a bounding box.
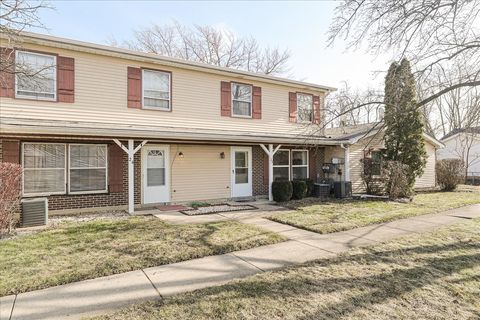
[251,146,326,196]
[0,139,143,212]
[252,145,268,196]
[47,142,143,211]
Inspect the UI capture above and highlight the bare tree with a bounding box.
[109,21,291,75]
[327,0,480,120]
[325,82,384,127]
[0,0,52,85]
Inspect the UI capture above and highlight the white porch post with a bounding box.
[113,139,148,214]
[128,140,134,214]
[260,143,282,201]
[344,145,350,181]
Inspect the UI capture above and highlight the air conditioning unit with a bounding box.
[21,198,48,227]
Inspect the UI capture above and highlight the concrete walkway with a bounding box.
[1,204,479,320]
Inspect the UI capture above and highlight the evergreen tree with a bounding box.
[383,58,427,190]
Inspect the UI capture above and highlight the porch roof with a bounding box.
[0,117,344,146]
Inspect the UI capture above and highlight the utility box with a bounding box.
[333,181,352,199]
[21,198,48,227]
[314,183,331,199]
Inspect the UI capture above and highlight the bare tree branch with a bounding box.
[107,21,291,75]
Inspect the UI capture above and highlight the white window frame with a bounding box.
[296,93,314,123]
[231,82,253,118]
[22,142,67,197]
[273,149,291,181]
[15,50,57,101]
[68,144,108,195]
[291,149,309,179]
[141,69,171,111]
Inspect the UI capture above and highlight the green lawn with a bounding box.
[90,218,480,320]
[0,217,284,296]
[269,187,480,234]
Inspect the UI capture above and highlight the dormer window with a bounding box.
[142,69,171,110]
[15,51,56,101]
[296,93,313,122]
[231,82,252,117]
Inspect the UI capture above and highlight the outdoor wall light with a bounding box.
[220,152,225,159]
[178,152,184,158]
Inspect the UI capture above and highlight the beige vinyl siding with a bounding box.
[169,144,231,202]
[326,134,437,193]
[0,43,325,136]
[414,142,436,189]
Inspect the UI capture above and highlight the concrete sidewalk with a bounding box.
[1,204,479,320]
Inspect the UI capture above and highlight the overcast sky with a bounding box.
[35,1,393,90]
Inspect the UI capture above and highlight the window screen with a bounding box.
[69,145,107,193]
[23,143,66,195]
[231,83,252,117]
[16,51,56,100]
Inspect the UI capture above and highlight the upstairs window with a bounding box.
[231,83,252,117]
[143,69,171,110]
[297,93,313,122]
[15,51,56,100]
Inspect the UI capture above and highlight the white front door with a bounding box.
[142,145,170,204]
[231,147,252,198]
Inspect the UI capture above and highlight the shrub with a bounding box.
[291,180,308,200]
[436,159,464,191]
[189,201,211,209]
[0,163,22,237]
[272,180,293,202]
[360,158,385,195]
[383,161,412,199]
[303,179,315,197]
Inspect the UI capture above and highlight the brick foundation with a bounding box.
[252,145,268,196]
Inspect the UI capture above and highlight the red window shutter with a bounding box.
[108,144,124,193]
[127,67,142,109]
[2,140,20,164]
[313,95,321,124]
[309,151,317,181]
[252,86,262,119]
[0,48,15,98]
[289,92,297,123]
[57,56,75,103]
[220,81,231,116]
[263,152,269,185]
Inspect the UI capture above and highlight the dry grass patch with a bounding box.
[90,218,480,320]
[269,187,480,234]
[0,217,284,296]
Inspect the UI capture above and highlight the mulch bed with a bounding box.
[180,204,257,216]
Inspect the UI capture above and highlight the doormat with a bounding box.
[180,204,257,216]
